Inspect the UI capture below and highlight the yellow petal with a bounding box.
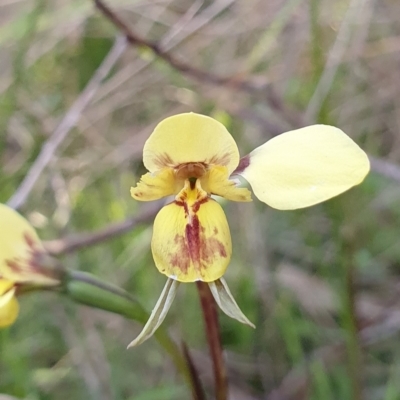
[0,280,19,328]
[143,113,240,174]
[0,204,57,284]
[239,125,370,210]
[151,181,232,283]
[131,168,181,201]
[201,165,252,202]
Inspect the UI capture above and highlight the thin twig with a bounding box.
[7,36,128,210]
[94,0,266,93]
[196,281,228,400]
[305,0,368,122]
[181,342,207,400]
[43,203,160,255]
[342,255,363,400]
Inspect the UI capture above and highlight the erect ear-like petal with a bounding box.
[151,182,232,283]
[127,278,179,347]
[239,125,370,210]
[0,204,58,285]
[131,168,182,201]
[0,280,19,328]
[200,166,252,202]
[143,113,240,174]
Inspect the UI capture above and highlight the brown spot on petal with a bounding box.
[153,153,174,169]
[174,200,189,217]
[232,155,250,175]
[5,259,24,274]
[170,235,190,273]
[209,152,231,167]
[24,232,37,249]
[175,162,207,180]
[192,197,208,213]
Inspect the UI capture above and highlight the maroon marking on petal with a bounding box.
[192,197,208,213]
[169,234,190,272]
[5,259,24,273]
[24,232,37,249]
[174,200,189,217]
[175,162,207,180]
[209,153,231,166]
[153,153,174,169]
[232,155,250,175]
[186,214,201,264]
[167,193,228,276]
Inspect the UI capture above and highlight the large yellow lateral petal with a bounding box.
[0,204,57,284]
[201,165,252,202]
[143,113,240,174]
[240,125,370,210]
[0,282,19,328]
[151,182,232,283]
[131,168,182,201]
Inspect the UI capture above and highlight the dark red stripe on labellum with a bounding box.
[169,197,227,276]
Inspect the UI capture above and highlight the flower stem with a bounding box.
[64,271,193,392]
[196,281,228,400]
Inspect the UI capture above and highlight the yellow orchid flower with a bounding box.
[128,112,370,346]
[0,204,60,328]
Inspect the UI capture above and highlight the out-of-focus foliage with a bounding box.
[1,0,399,399]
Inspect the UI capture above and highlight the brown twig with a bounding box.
[93,0,267,93]
[182,342,207,400]
[196,281,228,400]
[43,203,160,255]
[7,36,128,210]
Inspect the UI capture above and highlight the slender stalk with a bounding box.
[341,251,363,400]
[196,281,228,400]
[331,194,363,400]
[182,342,207,400]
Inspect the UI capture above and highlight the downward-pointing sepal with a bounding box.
[208,278,255,328]
[128,278,180,347]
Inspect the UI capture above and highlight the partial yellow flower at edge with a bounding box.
[0,203,58,285]
[0,280,19,328]
[0,204,63,328]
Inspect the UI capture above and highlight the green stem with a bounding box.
[63,271,193,391]
[196,281,228,400]
[341,250,363,400]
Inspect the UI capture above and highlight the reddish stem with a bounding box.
[196,281,228,400]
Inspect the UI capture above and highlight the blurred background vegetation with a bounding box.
[1,0,400,399]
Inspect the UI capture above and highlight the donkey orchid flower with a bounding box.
[0,204,60,327]
[128,112,369,346]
